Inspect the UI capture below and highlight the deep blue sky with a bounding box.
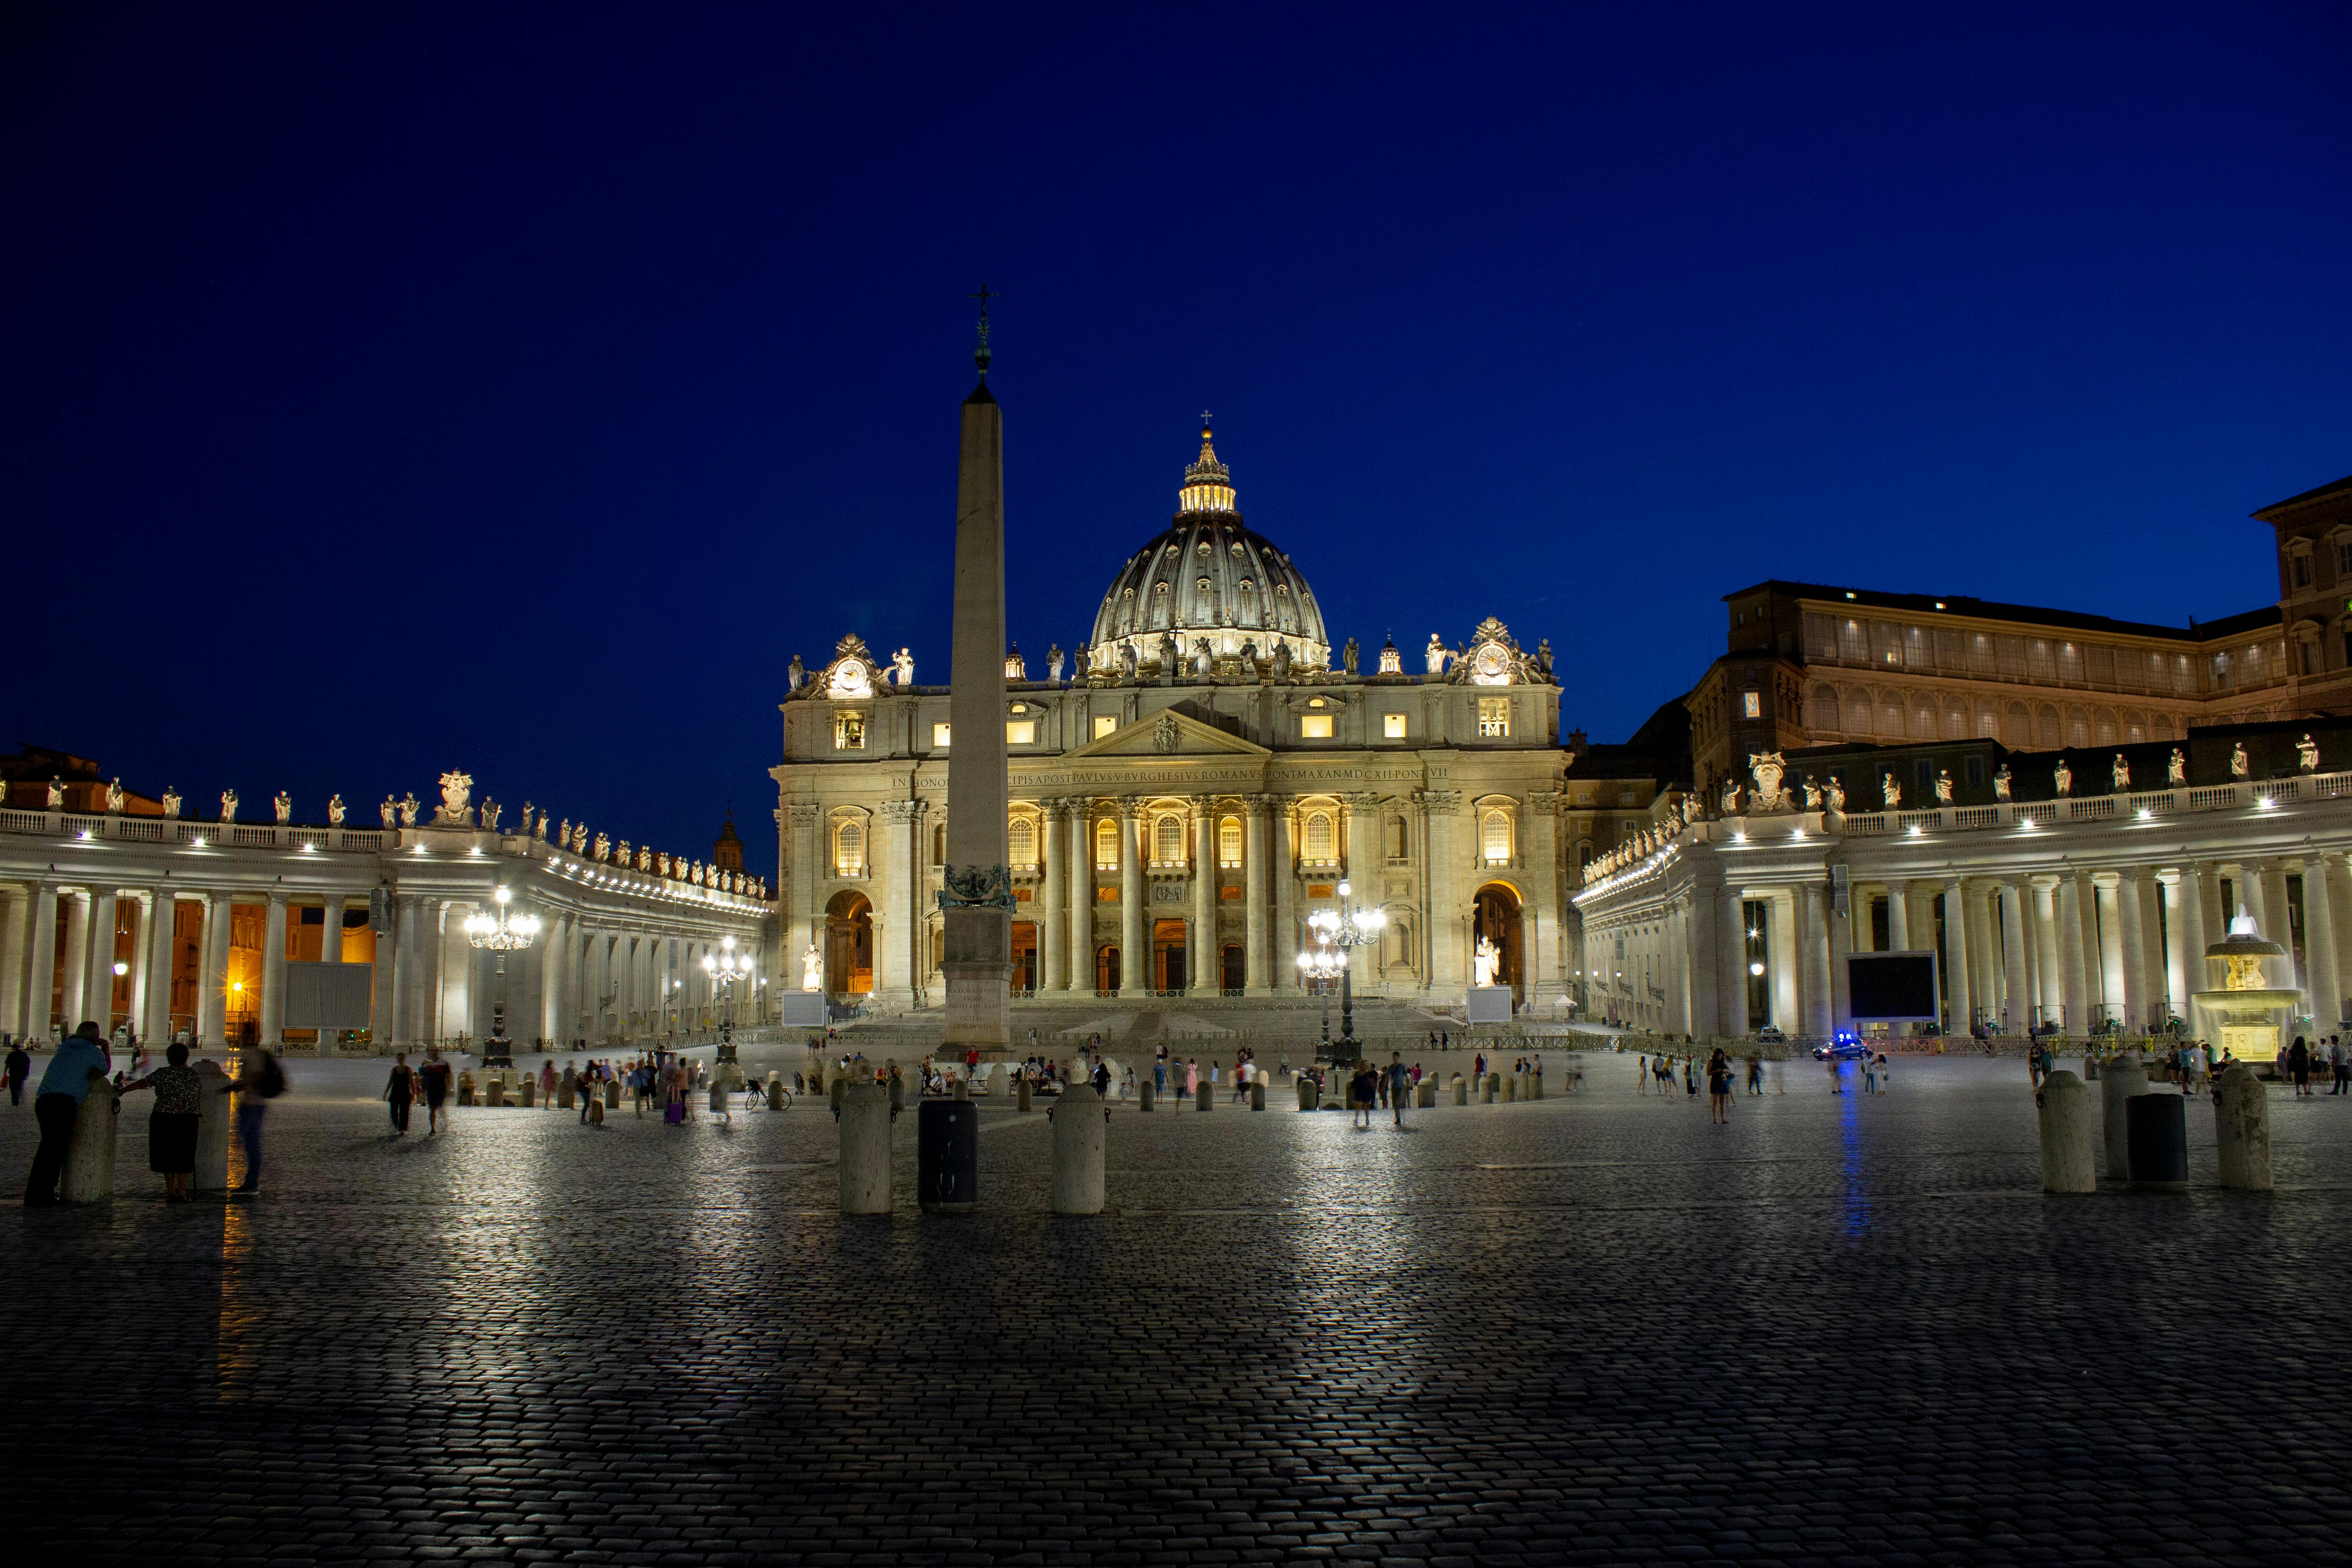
[6,4,2348,874]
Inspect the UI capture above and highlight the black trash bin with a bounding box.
[2125,1093,2188,1191]
[917,1099,979,1213]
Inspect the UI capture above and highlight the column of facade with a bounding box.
[1768,892,1798,1033]
[1065,805,1091,992]
[320,896,346,963]
[1273,799,1301,991]
[1940,879,1970,1033]
[2257,860,2295,996]
[140,892,175,1041]
[788,804,820,979]
[1524,790,1563,1005]
[258,891,288,1046]
[1419,790,1462,997]
[1191,797,1217,992]
[1964,883,1999,1027]
[2092,876,2124,1019]
[1340,793,1379,998]
[2301,855,2343,1027]
[1243,795,1272,995]
[1716,886,1748,1035]
[1798,883,1832,1037]
[124,894,151,1039]
[81,887,117,1033]
[1998,883,2030,1034]
[200,891,233,1045]
[2179,865,2212,1016]
[2113,869,2150,1033]
[1885,880,1911,952]
[20,883,57,1039]
[2324,855,2352,1024]
[1685,878,1721,1036]
[1117,801,1145,997]
[2054,875,2089,1033]
[1040,800,1067,994]
[1826,879,1853,1032]
[390,897,420,1047]
[0,884,28,1039]
[58,889,90,1029]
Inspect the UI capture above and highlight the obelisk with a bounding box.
[938,288,1012,1053]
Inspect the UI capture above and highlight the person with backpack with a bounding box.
[223,1048,286,1193]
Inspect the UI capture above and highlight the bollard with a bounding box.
[1530,1071,1543,1101]
[2125,1094,2189,1191]
[61,1085,117,1202]
[605,1079,620,1109]
[1049,1084,1106,1215]
[888,1073,905,1114]
[766,1072,785,1110]
[2099,1056,2147,1179]
[1417,1079,1436,1108]
[1017,1075,1033,1112]
[837,1084,893,1215]
[1297,1075,1317,1112]
[1196,1077,1213,1112]
[1251,1080,1266,1111]
[988,1063,1007,1099]
[708,1081,728,1115]
[519,1078,535,1109]
[2214,1064,2273,1191]
[557,1081,574,1110]
[487,1078,506,1108]
[917,1098,979,1213]
[1139,1078,1156,1112]
[193,1061,234,1194]
[829,1074,849,1114]
[2036,1069,2097,1192]
[952,1075,969,1101]
[1482,1074,1498,1104]
[1504,1074,1518,1103]
[1453,1074,1469,1106]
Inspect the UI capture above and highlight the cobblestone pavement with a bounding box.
[5,1048,2348,1566]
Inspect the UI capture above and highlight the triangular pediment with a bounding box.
[1064,706,1271,760]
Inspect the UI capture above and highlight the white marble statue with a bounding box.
[45,777,62,809]
[1473,934,1499,988]
[658,852,671,876]
[220,789,239,823]
[1748,751,1788,812]
[103,777,125,813]
[2298,733,2321,772]
[1994,765,2012,802]
[593,832,610,861]
[1046,644,1064,681]
[615,840,630,866]
[1270,641,1291,679]
[536,811,549,839]
[1934,769,1953,805]
[381,796,397,828]
[162,787,182,819]
[273,791,292,825]
[484,799,502,831]
[321,794,341,825]
[2111,754,2129,790]
[2231,743,2250,779]
[1120,641,1140,679]
[1720,776,1740,815]
[801,942,824,991]
[399,793,420,826]
[570,823,587,853]
[1193,637,1214,676]
[557,818,570,849]
[1801,777,1822,811]
[2167,749,2186,786]
[1425,633,1449,674]
[892,647,915,686]
[1825,776,1845,813]
[2054,760,2072,797]
[1881,774,1900,809]
[518,801,533,834]
[435,770,473,826]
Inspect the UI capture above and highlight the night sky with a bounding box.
[6,5,2347,874]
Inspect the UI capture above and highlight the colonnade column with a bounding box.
[1040,800,1067,995]
[1965,883,1999,1026]
[22,883,58,1039]
[84,888,117,1034]
[1769,894,1798,1033]
[1717,887,1748,1037]
[1799,883,1833,1037]
[200,891,233,1045]
[2301,855,2343,1028]
[1998,883,2030,1034]
[141,892,175,1041]
[1191,797,1217,993]
[0,884,28,1038]
[1064,805,1091,993]
[2092,876,2124,1018]
[2324,855,2352,1026]
[541,915,569,1044]
[1826,878,1852,1032]
[1243,795,1271,995]
[1940,879,1970,1033]
[2114,870,2149,1034]
[124,895,150,1038]
[391,897,420,1047]
[2258,860,2295,996]
[259,892,288,1046]
[2055,876,2089,1033]
[320,897,346,964]
[1885,880,1911,952]
[59,890,90,1029]
[1117,801,1145,997]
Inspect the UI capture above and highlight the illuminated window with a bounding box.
[2337,539,2352,579]
[1006,720,1036,745]
[1741,691,1761,719]
[1478,698,1510,737]
[932,723,951,748]
[1095,818,1118,870]
[1481,810,1511,865]
[833,820,865,877]
[1303,811,1335,864]
[1300,714,1334,739]
[1218,816,1242,867]
[1154,815,1184,865]
[1383,713,1407,738]
[834,711,866,750]
[1008,816,1036,869]
[1093,715,1118,739]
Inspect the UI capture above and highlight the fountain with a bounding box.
[2188,911,2299,1075]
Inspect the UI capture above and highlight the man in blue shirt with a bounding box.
[25,1021,109,1206]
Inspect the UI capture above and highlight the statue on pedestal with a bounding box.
[1425,633,1448,674]
[380,796,397,828]
[593,832,610,862]
[1934,770,1953,805]
[1272,641,1293,679]
[327,794,345,825]
[1119,641,1139,681]
[46,777,62,809]
[1825,776,1845,813]
[1473,934,1499,989]
[2231,743,2250,779]
[483,799,502,831]
[788,654,805,692]
[220,789,239,823]
[273,791,292,825]
[2111,754,2130,790]
[2298,733,2321,772]
[2166,749,2186,785]
[1720,776,1741,815]
[1994,765,2012,802]
[536,811,549,839]
[1534,637,1553,677]
[399,793,421,826]
[104,778,125,814]
[1046,644,1064,681]
[1342,636,1360,675]
[162,787,181,819]
[1802,778,1822,811]
[2054,759,2072,797]
[892,648,915,687]
[1157,632,1178,680]
[1881,774,1900,809]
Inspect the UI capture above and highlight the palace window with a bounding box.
[1008,816,1036,869]
[834,711,866,750]
[1006,719,1036,745]
[1838,619,1867,662]
[1741,690,1761,719]
[1478,697,1510,737]
[1093,715,1118,739]
[1302,810,1335,865]
[1481,809,1512,865]
[2291,550,2313,588]
[1095,818,1118,871]
[1154,815,1185,865]
[1219,816,1242,868]
[833,820,865,878]
[1386,816,1408,861]
[1383,712,1407,738]
[932,723,951,748]
[1300,713,1334,739]
[2337,538,2352,579]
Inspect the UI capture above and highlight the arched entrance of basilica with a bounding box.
[825,890,873,995]
[1472,882,1525,1003]
[1152,918,1188,994]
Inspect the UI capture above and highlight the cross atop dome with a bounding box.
[1179,416,1235,513]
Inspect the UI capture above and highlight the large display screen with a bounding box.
[1846,951,1940,1023]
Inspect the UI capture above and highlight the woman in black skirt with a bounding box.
[120,1041,203,1201]
[384,1053,413,1134]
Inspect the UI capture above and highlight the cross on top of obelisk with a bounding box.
[970,282,997,376]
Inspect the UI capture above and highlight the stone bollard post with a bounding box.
[1196,1077,1213,1112]
[1503,1074,1518,1103]
[2099,1055,2147,1179]
[194,1061,234,1194]
[1049,1084,1106,1215]
[767,1072,785,1110]
[709,1080,728,1115]
[952,1075,969,1101]
[829,1074,849,1114]
[1250,1080,1266,1111]
[988,1063,1007,1099]
[1017,1075,1033,1113]
[1139,1078,1156,1112]
[486,1077,506,1108]
[519,1078,535,1109]
[605,1079,620,1109]
[61,1084,118,1202]
[558,1082,575,1110]
[1417,1079,1436,1108]
[888,1073,905,1114]
[1453,1074,1468,1106]
[2036,1069,2097,1193]
[837,1083,892,1214]
[1297,1075,1316,1111]
[2214,1064,2273,1191]
[1482,1074,1499,1104]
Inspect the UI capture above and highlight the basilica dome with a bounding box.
[1087,425,1330,674]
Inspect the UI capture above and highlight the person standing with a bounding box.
[1182,1059,1198,1103]
[120,1042,203,1200]
[2288,1035,2313,1098]
[1350,1059,1377,1130]
[384,1054,413,1135]
[1154,1045,1168,1095]
[1387,1053,1410,1126]
[222,1049,285,1193]
[2331,1037,2348,1096]
[24,1022,111,1206]
[1706,1048,1733,1124]
[419,1047,452,1134]
[5,1037,30,1108]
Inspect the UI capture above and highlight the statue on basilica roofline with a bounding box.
[2299,733,2321,772]
[483,799,501,832]
[400,793,421,826]
[893,648,915,687]
[1994,765,2013,802]
[1158,632,1178,681]
[220,789,239,823]
[1046,644,1064,682]
[1119,641,1138,681]
[2054,759,2072,797]
[327,794,345,825]
[1425,633,1449,674]
[1342,637,1360,676]
[1272,641,1293,680]
[1535,638,1553,678]
[162,787,181,819]
[2230,742,2250,779]
[274,791,292,825]
[381,796,397,828]
[104,778,125,814]
[1880,774,1900,810]
[2111,754,2129,790]
[2167,749,2186,786]
[788,654,805,692]
[1192,637,1214,677]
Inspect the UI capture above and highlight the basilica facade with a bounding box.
[770,428,1579,1016]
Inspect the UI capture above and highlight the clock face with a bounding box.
[829,660,872,698]
[1473,643,1509,682]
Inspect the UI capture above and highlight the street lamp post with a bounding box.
[702,935,754,1063]
[1297,879,1385,1064]
[463,888,542,1068]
